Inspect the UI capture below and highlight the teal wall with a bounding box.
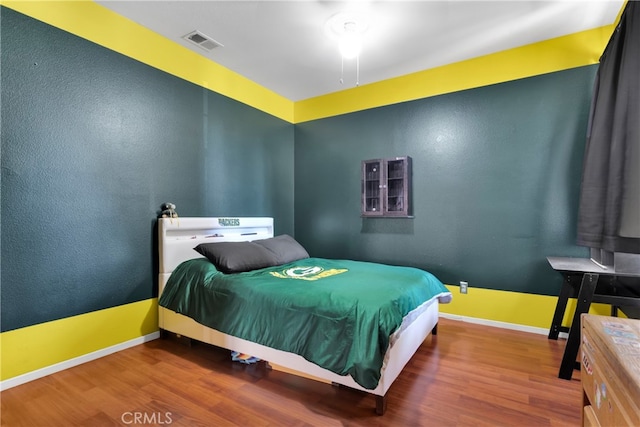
[294,67,594,295]
[2,5,598,334]
[0,8,295,332]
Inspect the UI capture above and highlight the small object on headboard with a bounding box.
[160,202,178,221]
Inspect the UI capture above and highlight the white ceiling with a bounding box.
[96,1,624,101]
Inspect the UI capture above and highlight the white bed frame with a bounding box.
[158,217,441,414]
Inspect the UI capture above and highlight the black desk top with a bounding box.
[547,256,611,274]
[547,256,640,277]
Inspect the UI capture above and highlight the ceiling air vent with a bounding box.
[183,31,223,52]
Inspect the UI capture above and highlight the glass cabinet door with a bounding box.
[362,156,412,217]
[362,159,383,215]
[385,158,409,215]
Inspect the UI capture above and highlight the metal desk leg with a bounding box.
[611,305,619,317]
[549,277,574,340]
[558,273,599,380]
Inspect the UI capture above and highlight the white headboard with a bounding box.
[158,217,274,292]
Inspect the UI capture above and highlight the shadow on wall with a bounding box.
[361,218,415,235]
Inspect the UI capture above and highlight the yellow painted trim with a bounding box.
[0,0,294,123]
[0,289,617,382]
[295,25,616,123]
[441,285,612,330]
[2,1,621,124]
[0,299,158,381]
[2,1,619,124]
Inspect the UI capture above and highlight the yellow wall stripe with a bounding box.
[1,299,158,381]
[440,285,612,331]
[0,289,613,382]
[1,1,618,124]
[0,0,295,123]
[295,25,615,123]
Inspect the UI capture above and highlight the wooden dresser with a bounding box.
[581,314,640,426]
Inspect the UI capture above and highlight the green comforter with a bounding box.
[159,257,451,389]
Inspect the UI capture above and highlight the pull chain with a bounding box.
[339,55,360,86]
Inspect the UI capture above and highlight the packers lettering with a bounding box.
[218,218,240,227]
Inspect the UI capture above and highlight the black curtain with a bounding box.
[577,1,640,254]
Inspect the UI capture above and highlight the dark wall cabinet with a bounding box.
[362,156,412,217]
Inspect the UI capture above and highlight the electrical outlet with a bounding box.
[460,281,468,294]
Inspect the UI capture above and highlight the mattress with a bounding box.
[159,257,451,389]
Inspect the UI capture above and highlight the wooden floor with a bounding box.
[1,318,582,426]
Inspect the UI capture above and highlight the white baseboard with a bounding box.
[439,313,569,339]
[0,331,160,391]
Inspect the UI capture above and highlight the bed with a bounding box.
[157,217,451,414]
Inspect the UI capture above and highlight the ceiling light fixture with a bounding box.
[339,21,362,59]
[325,12,369,86]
